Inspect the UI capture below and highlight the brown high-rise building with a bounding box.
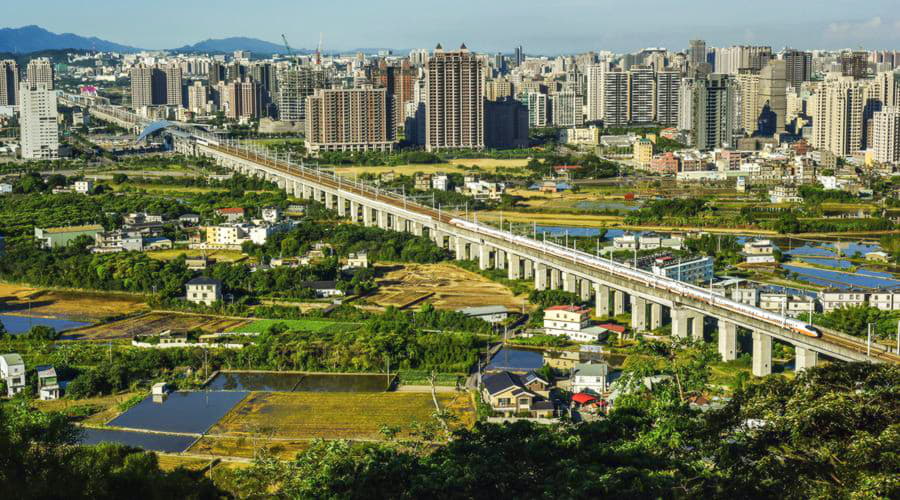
[425,44,484,152]
[0,60,18,106]
[783,49,812,90]
[163,64,183,107]
[130,64,166,108]
[839,51,869,79]
[305,86,393,156]
[374,60,416,134]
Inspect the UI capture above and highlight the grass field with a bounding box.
[207,391,468,441]
[146,249,248,263]
[231,318,360,334]
[367,262,526,310]
[0,283,148,321]
[72,312,250,340]
[156,456,214,472]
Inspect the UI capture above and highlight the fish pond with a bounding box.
[0,314,90,334]
[484,348,544,372]
[79,428,196,453]
[107,391,248,434]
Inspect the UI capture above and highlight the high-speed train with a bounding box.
[451,218,821,339]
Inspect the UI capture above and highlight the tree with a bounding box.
[25,325,60,341]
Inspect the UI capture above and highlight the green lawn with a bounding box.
[231,318,359,333]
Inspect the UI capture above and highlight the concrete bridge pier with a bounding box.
[535,263,548,291]
[362,207,374,226]
[631,296,648,332]
[508,254,522,280]
[691,313,704,340]
[718,320,738,361]
[495,249,506,270]
[349,201,359,222]
[579,279,592,302]
[563,272,576,294]
[613,290,626,316]
[672,307,689,338]
[594,284,610,317]
[523,259,534,279]
[794,347,818,372]
[454,239,466,260]
[649,303,663,330]
[335,197,346,217]
[550,268,561,290]
[324,193,334,210]
[752,331,773,376]
[479,245,490,270]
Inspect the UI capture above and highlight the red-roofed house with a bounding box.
[216,207,245,222]
[598,323,626,334]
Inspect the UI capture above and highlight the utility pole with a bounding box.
[867,323,872,359]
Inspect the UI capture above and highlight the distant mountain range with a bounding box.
[0,25,139,53]
[0,25,400,56]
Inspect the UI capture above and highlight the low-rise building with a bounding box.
[543,305,608,342]
[820,290,867,312]
[34,224,105,249]
[299,280,343,298]
[633,138,653,168]
[865,251,890,263]
[414,173,432,191]
[92,230,144,253]
[0,353,25,397]
[481,371,554,418]
[261,207,281,223]
[742,239,776,264]
[868,291,900,311]
[216,207,245,222]
[456,305,508,324]
[36,365,60,401]
[344,252,369,270]
[179,213,201,226]
[571,361,608,394]
[651,255,714,284]
[185,276,222,306]
[456,180,505,201]
[769,184,803,203]
[432,173,450,191]
[73,180,93,194]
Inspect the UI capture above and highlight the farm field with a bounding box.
[0,283,147,321]
[189,436,311,460]
[231,318,360,334]
[207,391,470,441]
[155,456,214,472]
[34,391,141,426]
[71,312,250,340]
[367,262,525,310]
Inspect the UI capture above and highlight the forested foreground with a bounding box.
[2,362,896,499]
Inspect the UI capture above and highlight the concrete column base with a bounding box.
[508,254,522,280]
[631,296,648,331]
[718,320,738,361]
[650,302,663,330]
[752,331,773,377]
[534,263,547,291]
[613,290,625,316]
[671,307,689,338]
[595,284,610,317]
[795,347,818,372]
[523,259,534,279]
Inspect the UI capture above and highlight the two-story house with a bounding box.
[185,277,223,306]
[571,361,608,394]
[481,371,554,418]
[36,365,60,400]
[0,353,26,397]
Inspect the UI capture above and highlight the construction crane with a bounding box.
[281,34,298,64]
[316,33,323,65]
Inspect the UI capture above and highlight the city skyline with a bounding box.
[5,1,900,54]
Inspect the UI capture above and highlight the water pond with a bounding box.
[79,428,196,453]
[782,265,900,290]
[108,391,248,434]
[206,372,391,392]
[0,314,90,334]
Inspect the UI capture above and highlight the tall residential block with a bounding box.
[130,64,166,108]
[276,66,325,121]
[809,76,865,157]
[602,68,628,126]
[0,60,18,106]
[627,65,655,124]
[685,74,737,150]
[305,87,393,155]
[526,91,548,127]
[585,63,606,122]
[656,70,681,126]
[839,51,869,79]
[689,40,707,68]
[26,58,54,90]
[550,90,583,127]
[424,44,484,151]
[374,61,417,133]
[188,81,209,114]
[163,64,183,107]
[783,49,812,90]
[19,82,59,160]
[873,106,900,164]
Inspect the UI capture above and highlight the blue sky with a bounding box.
[8,0,900,53]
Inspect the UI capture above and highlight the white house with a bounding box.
[0,353,26,397]
[742,239,776,264]
[185,276,223,306]
[74,180,93,194]
[343,252,369,270]
[432,173,450,191]
[36,365,60,401]
[543,305,608,342]
[571,361,608,394]
[261,207,281,223]
[0,183,12,194]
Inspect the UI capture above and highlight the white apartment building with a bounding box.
[0,353,25,397]
[651,255,714,284]
[872,106,900,164]
[820,290,867,312]
[19,82,58,160]
[543,305,608,342]
[526,91,548,127]
[742,239,776,264]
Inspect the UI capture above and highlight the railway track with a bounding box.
[209,143,900,365]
